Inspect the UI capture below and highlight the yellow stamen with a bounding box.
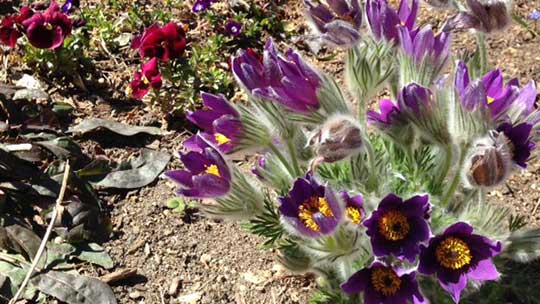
[346,206,362,224]
[378,210,410,241]
[487,96,495,104]
[204,164,221,177]
[298,197,334,232]
[142,76,150,85]
[214,133,231,145]
[371,267,401,296]
[45,23,53,30]
[436,237,472,270]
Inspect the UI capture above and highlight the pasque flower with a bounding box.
[398,24,451,70]
[496,122,535,168]
[21,2,72,49]
[0,7,33,48]
[131,22,187,61]
[278,175,342,237]
[232,39,322,113]
[366,0,419,43]
[185,92,242,154]
[304,0,363,47]
[341,261,425,304]
[165,135,232,198]
[418,222,502,303]
[340,191,364,225]
[444,0,512,33]
[368,98,416,146]
[364,193,430,262]
[129,58,162,100]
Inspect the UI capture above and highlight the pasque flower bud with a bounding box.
[443,0,513,33]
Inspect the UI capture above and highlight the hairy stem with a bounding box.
[435,144,454,190]
[268,141,294,177]
[440,145,468,208]
[286,137,302,177]
[476,32,488,76]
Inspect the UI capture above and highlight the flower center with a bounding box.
[436,237,473,270]
[346,206,362,224]
[142,76,150,85]
[487,96,495,105]
[371,267,401,297]
[204,164,221,177]
[44,23,53,30]
[378,210,410,241]
[214,133,231,145]
[298,196,334,232]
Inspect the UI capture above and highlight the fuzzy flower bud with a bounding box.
[444,0,513,33]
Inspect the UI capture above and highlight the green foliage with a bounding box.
[166,197,196,215]
[309,288,352,304]
[242,194,285,247]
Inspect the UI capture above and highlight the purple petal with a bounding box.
[467,259,500,281]
[439,274,467,303]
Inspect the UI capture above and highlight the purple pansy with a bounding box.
[418,222,502,303]
[278,175,342,238]
[226,20,242,36]
[366,0,419,43]
[340,191,364,225]
[341,261,425,304]
[193,0,212,13]
[185,92,242,154]
[304,0,363,47]
[61,0,79,14]
[165,135,232,198]
[364,193,430,262]
[22,2,72,50]
[232,39,322,113]
[129,58,162,100]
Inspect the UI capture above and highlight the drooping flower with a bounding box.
[496,122,535,168]
[341,261,425,304]
[366,0,419,43]
[232,39,322,113]
[304,0,363,47]
[129,58,162,100]
[398,24,451,70]
[225,20,242,36]
[278,175,342,237]
[131,22,187,61]
[0,7,33,48]
[21,2,72,49]
[418,222,502,303]
[165,135,232,198]
[184,92,242,154]
[443,0,512,33]
[193,0,212,13]
[364,193,430,262]
[368,99,415,146]
[340,191,364,225]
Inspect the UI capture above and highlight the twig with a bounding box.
[100,268,137,284]
[9,161,71,304]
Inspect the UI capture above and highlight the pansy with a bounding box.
[193,0,212,13]
[340,191,364,225]
[232,39,322,113]
[341,261,425,304]
[398,24,451,70]
[304,0,363,47]
[184,92,242,154]
[278,175,342,237]
[61,0,80,14]
[364,193,430,262]
[131,22,187,61]
[0,7,33,48]
[366,0,419,43]
[418,222,502,303]
[129,58,162,100]
[21,2,72,49]
[165,135,232,198]
[444,0,512,33]
[226,20,242,36]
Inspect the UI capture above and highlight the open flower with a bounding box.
[0,7,33,48]
[129,58,162,100]
[131,22,187,61]
[185,92,242,154]
[340,191,364,225]
[278,175,342,237]
[368,99,415,146]
[226,20,242,36]
[232,39,322,113]
[364,193,430,262]
[496,122,535,168]
[444,0,512,33]
[165,135,232,198]
[341,261,425,304]
[61,0,80,14]
[366,0,419,43]
[418,222,502,303]
[21,2,72,49]
[398,24,451,70]
[193,0,212,13]
[304,0,363,47]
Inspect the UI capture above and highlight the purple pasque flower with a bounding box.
[22,1,72,49]
[341,261,425,304]
[364,193,430,262]
[184,92,242,154]
[398,24,451,69]
[129,57,162,100]
[418,222,502,303]
[251,155,266,180]
[443,0,512,33]
[193,0,212,13]
[278,175,342,237]
[397,82,433,115]
[367,99,402,127]
[304,0,363,47]
[496,122,535,168]
[225,20,242,36]
[232,39,322,113]
[340,191,364,225]
[165,135,232,198]
[366,0,419,43]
